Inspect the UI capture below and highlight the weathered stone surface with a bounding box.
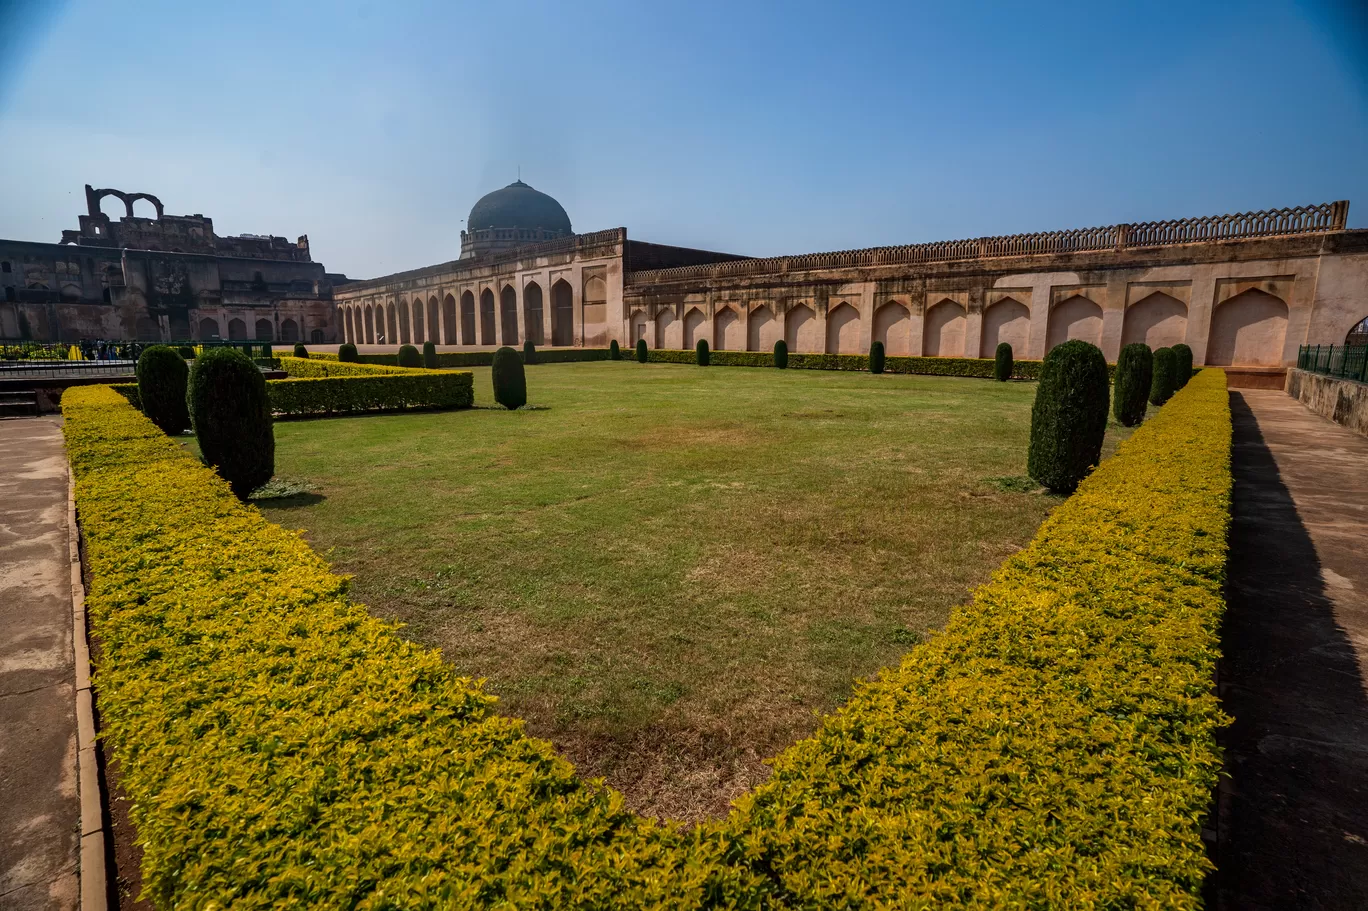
[1286,367,1368,438]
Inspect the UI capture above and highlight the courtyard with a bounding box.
[255,362,1137,819]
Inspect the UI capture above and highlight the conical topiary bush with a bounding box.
[1027,340,1109,493]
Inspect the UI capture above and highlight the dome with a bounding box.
[467,180,572,235]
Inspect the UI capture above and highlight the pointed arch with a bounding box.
[630,309,649,345]
[748,304,777,352]
[229,317,248,341]
[478,289,495,345]
[523,282,544,345]
[363,304,375,344]
[825,301,861,354]
[785,304,819,353]
[1045,295,1103,352]
[980,297,1031,358]
[255,318,273,341]
[655,308,675,349]
[873,300,911,356]
[551,280,573,346]
[924,299,966,356]
[1121,292,1187,350]
[1207,289,1288,366]
[398,299,411,344]
[714,306,738,350]
[384,301,398,343]
[199,317,219,340]
[411,298,425,343]
[683,306,707,349]
[501,284,519,345]
[280,318,299,343]
[428,296,441,345]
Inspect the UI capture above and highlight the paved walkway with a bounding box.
[0,417,78,910]
[1220,390,1368,909]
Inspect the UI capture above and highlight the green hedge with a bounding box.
[312,349,612,367]
[640,347,1047,378]
[63,368,1231,908]
[114,357,473,417]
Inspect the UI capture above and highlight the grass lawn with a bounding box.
[255,361,1136,821]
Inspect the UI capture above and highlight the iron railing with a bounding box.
[1297,344,1368,383]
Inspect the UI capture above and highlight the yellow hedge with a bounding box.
[63,368,1230,909]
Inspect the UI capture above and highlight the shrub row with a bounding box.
[639,346,1047,378]
[313,348,614,367]
[63,368,1231,908]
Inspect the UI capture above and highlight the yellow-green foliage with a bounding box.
[277,355,413,377]
[62,369,1231,909]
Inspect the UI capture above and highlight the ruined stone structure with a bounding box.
[338,195,1368,371]
[0,186,342,343]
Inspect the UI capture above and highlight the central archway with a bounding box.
[1207,289,1288,366]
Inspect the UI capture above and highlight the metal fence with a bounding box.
[0,360,137,381]
[1,339,276,363]
[1297,344,1368,383]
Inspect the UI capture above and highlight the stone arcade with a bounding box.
[336,187,1368,381]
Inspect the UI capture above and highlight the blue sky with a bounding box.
[1,0,1365,279]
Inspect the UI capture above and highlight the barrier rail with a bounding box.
[1298,344,1368,383]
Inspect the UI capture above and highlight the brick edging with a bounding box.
[67,470,108,911]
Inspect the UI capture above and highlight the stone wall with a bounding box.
[1286,368,1368,438]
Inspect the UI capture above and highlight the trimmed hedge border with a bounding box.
[113,357,473,417]
[64,369,1230,908]
[312,348,613,367]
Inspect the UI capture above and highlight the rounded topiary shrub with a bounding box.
[178,345,196,360]
[523,339,537,365]
[397,344,422,368]
[635,338,648,364]
[1027,340,1110,493]
[292,343,308,359]
[1112,342,1153,427]
[136,345,190,436]
[1150,346,1178,406]
[774,339,788,369]
[1172,343,1194,389]
[869,340,885,374]
[422,340,438,369]
[338,343,359,363]
[994,342,1013,382]
[696,338,710,366]
[492,346,527,410]
[188,347,274,500]
[610,339,621,361]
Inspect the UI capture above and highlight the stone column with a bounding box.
[1027,283,1052,360]
[964,289,985,358]
[1187,275,1218,366]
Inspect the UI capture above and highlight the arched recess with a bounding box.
[1121,292,1187,350]
[683,307,707,349]
[459,292,476,345]
[281,318,299,342]
[786,304,819,352]
[748,305,780,352]
[714,307,738,350]
[1045,295,1103,352]
[826,302,860,354]
[199,317,220,339]
[980,298,1031,358]
[363,305,375,344]
[551,280,573,346]
[1207,289,1288,367]
[655,308,675,349]
[924,299,966,357]
[229,317,248,341]
[873,301,911,356]
[398,300,411,344]
[501,285,519,345]
[255,318,273,341]
[630,310,649,345]
[479,289,496,345]
[523,283,544,345]
[386,302,398,343]
[426,297,439,345]
[411,299,425,343]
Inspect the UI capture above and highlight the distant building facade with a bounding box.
[0,185,342,344]
[337,189,1368,373]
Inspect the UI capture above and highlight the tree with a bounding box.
[1150,347,1178,406]
[1112,343,1153,427]
[774,339,788,369]
[491,346,527,410]
[136,345,190,435]
[422,340,438,369]
[869,340,885,374]
[1171,343,1194,389]
[696,338,710,366]
[338,343,359,363]
[636,338,648,363]
[188,347,274,500]
[1027,340,1109,493]
[994,343,1013,382]
[397,344,422,368]
[523,339,537,365]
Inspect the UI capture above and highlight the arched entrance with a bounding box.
[411,299,425,343]
[1122,293,1187,350]
[199,317,220,339]
[551,280,573,346]
[785,304,818,352]
[229,318,247,341]
[460,291,476,345]
[500,285,519,345]
[523,282,544,345]
[255,318,273,341]
[1045,295,1103,352]
[480,289,496,345]
[924,299,966,356]
[281,318,299,342]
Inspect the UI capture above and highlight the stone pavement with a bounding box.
[1220,390,1368,909]
[0,417,78,910]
